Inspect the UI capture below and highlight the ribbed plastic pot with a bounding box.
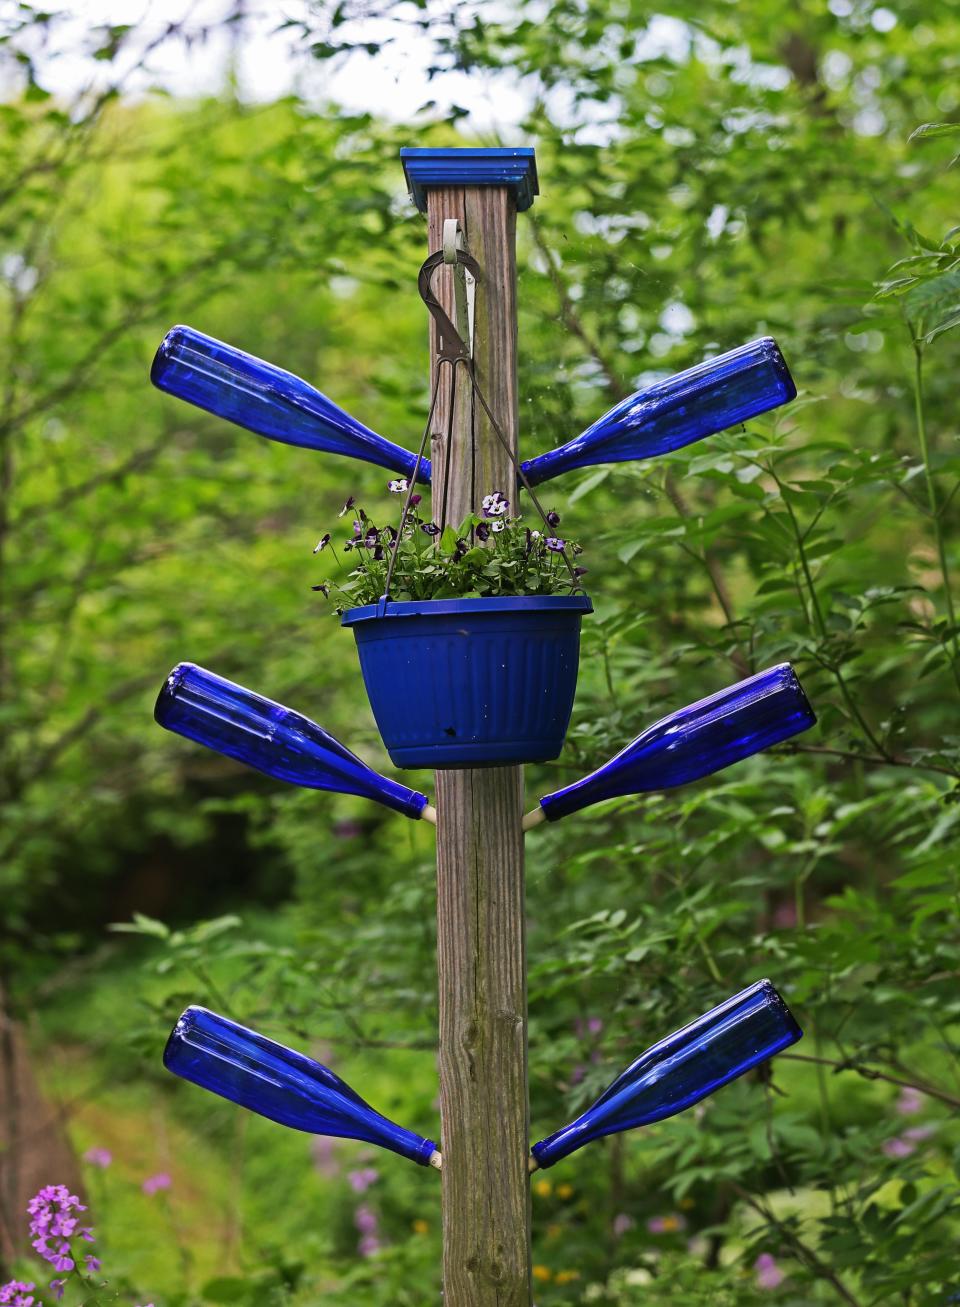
[341,594,593,769]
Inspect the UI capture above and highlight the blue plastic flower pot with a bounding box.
[341,594,593,769]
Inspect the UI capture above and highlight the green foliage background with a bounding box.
[2,1,960,1303]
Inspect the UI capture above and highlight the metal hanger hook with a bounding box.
[418,245,482,362]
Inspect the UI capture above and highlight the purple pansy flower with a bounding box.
[545,537,566,552]
[312,533,330,554]
[421,522,440,536]
[338,496,356,517]
[482,491,509,517]
[387,478,409,493]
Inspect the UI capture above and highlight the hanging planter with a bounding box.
[309,245,592,769]
[342,593,592,769]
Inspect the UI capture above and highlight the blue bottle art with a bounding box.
[165,1006,440,1167]
[525,663,814,827]
[531,979,801,1168]
[151,329,794,493]
[155,662,434,822]
[152,325,428,481]
[521,337,795,486]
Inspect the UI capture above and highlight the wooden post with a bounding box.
[401,148,539,1306]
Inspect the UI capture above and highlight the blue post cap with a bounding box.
[400,147,539,213]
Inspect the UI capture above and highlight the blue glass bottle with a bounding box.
[534,663,814,824]
[155,662,431,821]
[165,1006,439,1167]
[151,325,429,482]
[531,979,801,1169]
[520,338,795,486]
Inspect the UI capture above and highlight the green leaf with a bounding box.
[108,912,170,939]
[922,309,960,344]
[908,122,960,141]
[568,468,610,503]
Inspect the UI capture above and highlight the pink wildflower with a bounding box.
[27,1186,88,1270]
[883,1137,915,1159]
[141,1173,172,1196]
[311,1136,340,1178]
[772,902,798,929]
[347,1168,379,1194]
[904,1124,935,1142]
[612,1213,634,1238]
[83,1148,112,1169]
[895,1087,925,1115]
[353,1204,378,1236]
[0,1281,36,1307]
[755,1253,785,1289]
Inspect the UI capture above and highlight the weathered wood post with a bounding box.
[401,147,539,1305]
